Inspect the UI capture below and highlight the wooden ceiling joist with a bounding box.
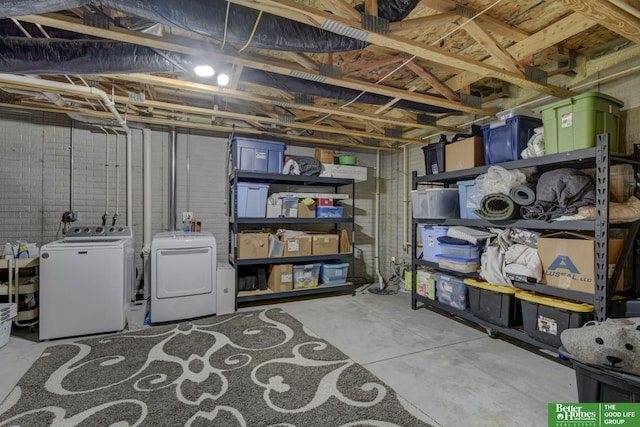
[463,21,524,74]
[388,12,458,34]
[405,62,460,101]
[15,13,496,116]
[226,0,575,99]
[558,0,640,44]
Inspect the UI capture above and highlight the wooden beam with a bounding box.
[364,0,378,16]
[405,62,460,101]
[321,0,361,21]
[15,13,496,116]
[225,0,575,98]
[558,0,640,44]
[111,73,464,133]
[463,21,524,74]
[283,52,318,70]
[342,55,404,76]
[445,12,598,93]
[420,0,530,41]
[1,101,402,151]
[389,12,458,34]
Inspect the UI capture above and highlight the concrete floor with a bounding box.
[0,289,577,426]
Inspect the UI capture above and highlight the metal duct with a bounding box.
[0,37,190,75]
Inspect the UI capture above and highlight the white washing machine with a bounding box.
[39,225,135,340]
[151,231,217,323]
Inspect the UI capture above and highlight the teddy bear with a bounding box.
[560,318,640,376]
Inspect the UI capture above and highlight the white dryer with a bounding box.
[39,225,135,340]
[151,231,217,323]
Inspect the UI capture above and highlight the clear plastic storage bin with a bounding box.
[321,261,349,285]
[234,182,270,217]
[420,225,448,262]
[293,263,321,289]
[438,242,480,258]
[411,189,459,219]
[435,254,480,273]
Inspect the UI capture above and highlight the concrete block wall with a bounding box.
[0,116,376,289]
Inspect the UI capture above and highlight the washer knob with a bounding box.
[84,227,91,233]
[95,227,104,233]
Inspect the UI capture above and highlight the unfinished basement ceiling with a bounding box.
[0,0,638,151]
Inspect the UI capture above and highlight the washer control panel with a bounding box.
[66,225,133,239]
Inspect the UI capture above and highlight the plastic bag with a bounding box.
[521,126,545,159]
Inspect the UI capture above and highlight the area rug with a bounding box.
[0,309,431,426]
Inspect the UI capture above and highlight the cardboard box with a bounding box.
[237,232,269,259]
[298,201,316,218]
[312,234,339,255]
[268,264,293,292]
[538,232,624,294]
[282,235,312,257]
[445,136,484,172]
[315,148,334,164]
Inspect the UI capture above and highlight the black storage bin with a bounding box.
[465,279,522,327]
[572,358,640,402]
[422,140,445,175]
[516,291,593,348]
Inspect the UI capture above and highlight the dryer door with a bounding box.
[155,247,214,298]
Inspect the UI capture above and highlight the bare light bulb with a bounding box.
[217,73,230,87]
[194,65,214,77]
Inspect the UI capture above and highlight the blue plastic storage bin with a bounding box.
[232,137,285,173]
[316,206,344,218]
[235,182,270,217]
[434,273,469,310]
[420,225,448,262]
[456,179,480,219]
[321,261,349,285]
[481,115,542,164]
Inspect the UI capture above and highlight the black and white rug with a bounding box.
[0,309,431,426]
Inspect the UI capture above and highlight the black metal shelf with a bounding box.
[232,217,353,225]
[229,170,356,306]
[237,283,354,303]
[410,135,640,352]
[231,252,353,266]
[230,171,353,187]
[412,294,561,354]
[415,146,633,185]
[412,218,596,231]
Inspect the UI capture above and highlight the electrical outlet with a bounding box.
[182,211,193,222]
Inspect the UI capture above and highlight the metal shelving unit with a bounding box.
[229,171,356,305]
[411,134,640,348]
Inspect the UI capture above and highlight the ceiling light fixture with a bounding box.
[217,73,230,87]
[194,65,214,77]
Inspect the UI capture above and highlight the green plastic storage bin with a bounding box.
[540,92,623,154]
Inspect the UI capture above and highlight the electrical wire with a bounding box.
[221,0,231,49]
[238,11,263,53]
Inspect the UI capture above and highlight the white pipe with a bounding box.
[111,127,121,223]
[126,129,133,226]
[142,127,152,299]
[102,127,110,221]
[0,73,133,224]
[403,145,408,252]
[374,150,384,289]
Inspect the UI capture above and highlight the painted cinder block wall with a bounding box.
[0,117,377,286]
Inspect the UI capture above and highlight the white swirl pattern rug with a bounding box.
[0,309,431,426]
